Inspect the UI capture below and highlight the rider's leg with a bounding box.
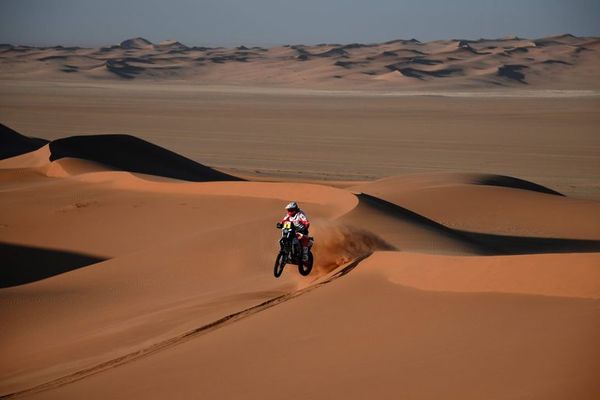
[302,247,309,261]
[300,235,310,261]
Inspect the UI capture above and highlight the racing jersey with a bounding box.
[281,210,310,232]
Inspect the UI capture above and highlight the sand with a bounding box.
[1,121,599,399]
[1,35,599,397]
[1,81,599,200]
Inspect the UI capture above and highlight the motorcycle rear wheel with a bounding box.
[274,252,286,278]
[298,251,313,276]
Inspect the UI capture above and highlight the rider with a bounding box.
[281,201,311,261]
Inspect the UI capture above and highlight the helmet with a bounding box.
[285,201,299,215]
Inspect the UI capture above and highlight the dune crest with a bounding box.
[0,123,48,160]
[0,126,240,182]
[42,157,111,178]
[0,144,51,169]
[119,37,154,50]
[48,134,241,182]
[352,173,600,240]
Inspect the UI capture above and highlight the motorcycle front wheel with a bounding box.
[274,252,286,278]
[298,251,313,276]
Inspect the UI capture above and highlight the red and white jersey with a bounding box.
[281,210,310,231]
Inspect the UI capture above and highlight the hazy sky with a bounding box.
[1,0,599,47]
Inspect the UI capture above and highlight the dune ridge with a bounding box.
[1,34,599,90]
[48,134,241,182]
[351,173,600,240]
[0,124,48,160]
[1,127,599,399]
[0,124,240,182]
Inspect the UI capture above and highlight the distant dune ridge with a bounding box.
[1,121,600,399]
[1,34,599,89]
[119,37,155,50]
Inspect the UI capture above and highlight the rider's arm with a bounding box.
[297,213,310,228]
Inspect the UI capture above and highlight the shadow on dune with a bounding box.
[385,64,462,79]
[357,193,493,254]
[1,124,241,182]
[0,242,107,288]
[474,174,563,196]
[497,64,528,83]
[49,134,242,182]
[0,123,48,160]
[458,231,600,255]
[356,193,600,255]
[104,60,149,79]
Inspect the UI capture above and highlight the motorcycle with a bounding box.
[274,221,314,278]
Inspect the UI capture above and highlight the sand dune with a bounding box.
[1,125,599,399]
[351,173,600,241]
[119,37,155,50]
[48,134,240,182]
[0,125,239,182]
[362,251,600,299]
[1,34,599,90]
[18,252,600,400]
[0,123,47,159]
[339,193,489,255]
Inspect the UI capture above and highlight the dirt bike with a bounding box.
[274,221,314,278]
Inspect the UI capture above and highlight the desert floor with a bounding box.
[1,81,599,399]
[2,80,599,199]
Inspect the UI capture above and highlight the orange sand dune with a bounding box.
[352,173,600,240]
[1,127,599,399]
[23,252,600,400]
[339,193,487,255]
[363,251,600,299]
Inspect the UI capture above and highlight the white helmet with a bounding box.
[285,201,299,212]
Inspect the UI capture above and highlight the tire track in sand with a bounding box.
[1,254,371,399]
